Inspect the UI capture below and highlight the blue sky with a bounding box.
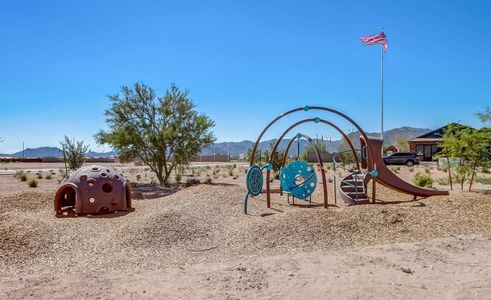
[1,0,490,153]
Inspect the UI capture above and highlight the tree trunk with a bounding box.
[468,160,478,192]
[157,161,166,186]
[447,157,453,190]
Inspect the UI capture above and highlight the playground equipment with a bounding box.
[244,105,448,213]
[54,165,132,216]
[280,160,317,204]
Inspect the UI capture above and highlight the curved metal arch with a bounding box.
[280,119,360,170]
[266,119,329,208]
[249,106,374,166]
[275,132,328,207]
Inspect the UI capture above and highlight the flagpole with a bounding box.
[380,27,384,140]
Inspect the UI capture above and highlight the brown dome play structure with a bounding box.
[54,165,132,216]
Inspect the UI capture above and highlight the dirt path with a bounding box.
[2,234,490,299]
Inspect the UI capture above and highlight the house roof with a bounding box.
[408,123,470,142]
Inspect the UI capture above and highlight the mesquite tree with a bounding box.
[95,82,215,186]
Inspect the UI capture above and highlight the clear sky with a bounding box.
[1,0,490,153]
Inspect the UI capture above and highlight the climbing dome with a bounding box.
[54,165,132,216]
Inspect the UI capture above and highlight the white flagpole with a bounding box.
[380,27,384,140]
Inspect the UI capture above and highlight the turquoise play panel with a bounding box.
[280,161,317,200]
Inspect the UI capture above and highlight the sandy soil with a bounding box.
[0,180,490,299]
[2,235,489,299]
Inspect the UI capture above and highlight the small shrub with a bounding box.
[481,167,490,174]
[27,179,38,188]
[204,178,212,184]
[228,169,234,176]
[37,174,43,179]
[408,167,414,172]
[389,166,399,174]
[20,173,27,181]
[45,174,52,180]
[425,168,431,174]
[175,174,181,183]
[327,177,333,183]
[436,177,450,185]
[185,178,200,187]
[414,172,433,188]
[14,171,24,178]
[136,174,141,181]
[475,177,491,185]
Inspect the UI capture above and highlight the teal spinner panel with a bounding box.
[280,161,317,200]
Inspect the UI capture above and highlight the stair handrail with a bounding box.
[333,149,365,204]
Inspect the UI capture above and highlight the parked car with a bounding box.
[383,152,420,166]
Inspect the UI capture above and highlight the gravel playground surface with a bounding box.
[0,184,490,298]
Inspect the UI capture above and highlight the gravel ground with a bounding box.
[1,183,490,279]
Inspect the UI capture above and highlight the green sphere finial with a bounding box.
[303,105,310,111]
[296,133,301,139]
[314,117,320,123]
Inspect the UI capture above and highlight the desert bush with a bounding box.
[60,136,88,171]
[20,173,27,181]
[475,177,491,185]
[175,174,181,183]
[228,169,234,176]
[389,166,399,174]
[204,178,212,184]
[45,174,52,180]
[425,168,431,174]
[37,174,43,179]
[27,179,38,188]
[14,171,24,178]
[185,178,200,187]
[413,172,433,188]
[136,174,141,181]
[327,177,333,183]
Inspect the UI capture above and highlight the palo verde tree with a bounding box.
[60,136,89,171]
[437,123,491,191]
[95,82,215,186]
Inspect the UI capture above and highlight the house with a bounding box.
[408,123,468,161]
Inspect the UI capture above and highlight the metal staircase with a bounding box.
[333,150,370,205]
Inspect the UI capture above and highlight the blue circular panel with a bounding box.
[280,161,317,200]
[246,165,263,196]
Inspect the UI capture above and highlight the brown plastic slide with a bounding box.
[362,136,449,197]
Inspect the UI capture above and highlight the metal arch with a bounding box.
[266,119,329,208]
[249,106,374,167]
[280,120,360,171]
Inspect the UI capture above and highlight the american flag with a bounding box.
[360,32,388,52]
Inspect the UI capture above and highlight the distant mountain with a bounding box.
[201,126,432,156]
[0,147,117,158]
[0,126,431,158]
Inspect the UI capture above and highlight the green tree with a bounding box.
[394,136,410,152]
[301,141,328,161]
[60,136,89,171]
[437,124,491,191]
[263,141,284,172]
[95,82,215,186]
[476,106,491,124]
